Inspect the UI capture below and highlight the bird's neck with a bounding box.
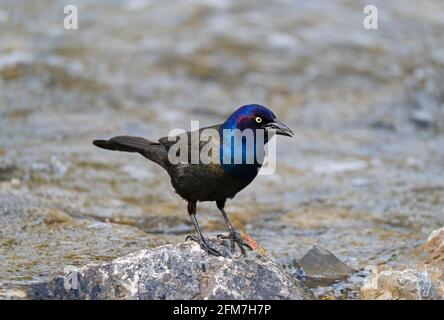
[218,121,268,181]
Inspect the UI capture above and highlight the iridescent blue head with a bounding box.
[221,104,293,136]
[219,104,293,180]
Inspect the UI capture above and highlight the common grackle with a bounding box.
[93,104,293,256]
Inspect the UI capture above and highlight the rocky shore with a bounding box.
[27,238,314,300]
[361,227,444,300]
[25,227,444,300]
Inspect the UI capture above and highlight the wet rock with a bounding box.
[0,286,26,300]
[360,268,441,300]
[27,239,314,300]
[361,227,444,300]
[297,244,356,285]
[423,227,444,272]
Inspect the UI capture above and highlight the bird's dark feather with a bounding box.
[93,124,252,202]
[93,136,168,169]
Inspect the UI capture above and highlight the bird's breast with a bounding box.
[169,162,254,202]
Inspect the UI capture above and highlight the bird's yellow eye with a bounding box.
[255,116,262,124]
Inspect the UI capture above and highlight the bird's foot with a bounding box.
[217,231,252,255]
[185,235,221,256]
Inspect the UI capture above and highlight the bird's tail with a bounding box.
[93,136,168,168]
[93,136,158,153]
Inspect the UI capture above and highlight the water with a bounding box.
[1,0,443,299]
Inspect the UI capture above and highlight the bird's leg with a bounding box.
[216,200,252,255]
[185,201,221,256]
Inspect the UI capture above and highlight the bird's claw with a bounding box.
[185,235,221,256]
[217,231,252,255]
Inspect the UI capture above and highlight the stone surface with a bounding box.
[422,227,444,280]
[360,268,441,300]
[297,244,356,284]
[27,238,314,300]
[361,227,444,300]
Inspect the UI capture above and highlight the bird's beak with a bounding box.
[264,119,294,137]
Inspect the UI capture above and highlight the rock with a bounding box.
[0,286,26,300]
[360,268,440,300]
[297,244,356,285]
[423,227,444,277]
[361,227,444,300]
[27,238,314,300]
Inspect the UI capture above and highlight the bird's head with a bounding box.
[222,104,294,137]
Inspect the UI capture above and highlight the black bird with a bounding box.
[93,104,293,256]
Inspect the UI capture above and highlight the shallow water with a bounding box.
[1,0,444,299]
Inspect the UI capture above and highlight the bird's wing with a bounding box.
[158,124,221,150]
[158,124,222,164]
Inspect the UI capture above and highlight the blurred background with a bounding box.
[0,0,444,299]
